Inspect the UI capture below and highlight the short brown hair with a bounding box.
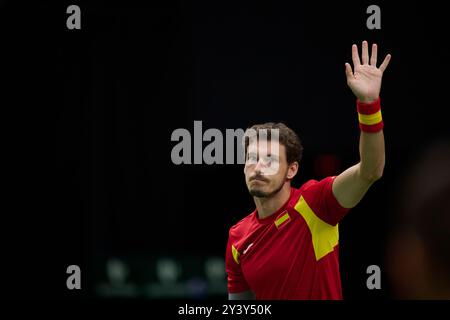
[244,122,303,165]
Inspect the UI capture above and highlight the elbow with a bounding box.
[371,168,384,181]
[360,164,384,182]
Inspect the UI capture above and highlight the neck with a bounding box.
[254,183,291,219]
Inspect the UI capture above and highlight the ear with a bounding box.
[286,162,299,180]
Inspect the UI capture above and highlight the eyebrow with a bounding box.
[247,152,280,160]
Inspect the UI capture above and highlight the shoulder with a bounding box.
[228,211,255,239]
[298,179,319,192]
[298,176,336,195]
[294,176,348,226]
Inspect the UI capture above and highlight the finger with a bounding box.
[345,63,353,80]
[352,44,361,67]
[362,40,369,64]
[379,54,391,72]
[370,43,378,66]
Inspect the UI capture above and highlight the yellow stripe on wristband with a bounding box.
[358,110,382,125]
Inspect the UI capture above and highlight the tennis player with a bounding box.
[226,41,391,299]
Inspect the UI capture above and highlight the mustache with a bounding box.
[250,175,269,182]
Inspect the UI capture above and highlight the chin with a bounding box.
[249,188,269,198]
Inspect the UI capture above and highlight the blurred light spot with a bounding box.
[156,258,181,284]
[205,257,225,282]
[106,258,129,287]
[187,277,207,299]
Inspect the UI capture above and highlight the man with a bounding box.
[225,41,391,299]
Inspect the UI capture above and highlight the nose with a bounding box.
[254,158,265,173]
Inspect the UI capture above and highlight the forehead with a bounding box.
[247,140,283,155]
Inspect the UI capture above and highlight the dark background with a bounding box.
[2,1,449,299]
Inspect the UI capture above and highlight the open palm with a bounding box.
[345,41,391,103]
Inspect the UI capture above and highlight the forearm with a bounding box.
[332,125,384,208]
[358,128,385,181]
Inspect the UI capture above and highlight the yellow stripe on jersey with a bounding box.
[294,195,339,261]
[231,244,240,264]
[358,110,382,125]
[274,212,290,228]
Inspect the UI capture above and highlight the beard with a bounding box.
[248,175,287,198]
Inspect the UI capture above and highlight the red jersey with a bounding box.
[226,176,350,300]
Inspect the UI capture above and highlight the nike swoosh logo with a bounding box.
[243,243,253,255]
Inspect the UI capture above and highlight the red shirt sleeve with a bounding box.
[301,176,350,226]
[225,228,250,293]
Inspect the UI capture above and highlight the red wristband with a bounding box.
[356,97,384,133]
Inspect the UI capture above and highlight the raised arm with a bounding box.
[332,41,391,208]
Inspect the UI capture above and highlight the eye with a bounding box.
[247,154,257,164]
[262,156,272,165]
[263,155,279,166]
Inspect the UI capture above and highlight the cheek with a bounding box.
[244,162,255,172]
[272,162,285,174]
[275,167,288,182]
[243,165,252,178]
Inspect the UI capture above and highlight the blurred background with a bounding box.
[2,1,449,299]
